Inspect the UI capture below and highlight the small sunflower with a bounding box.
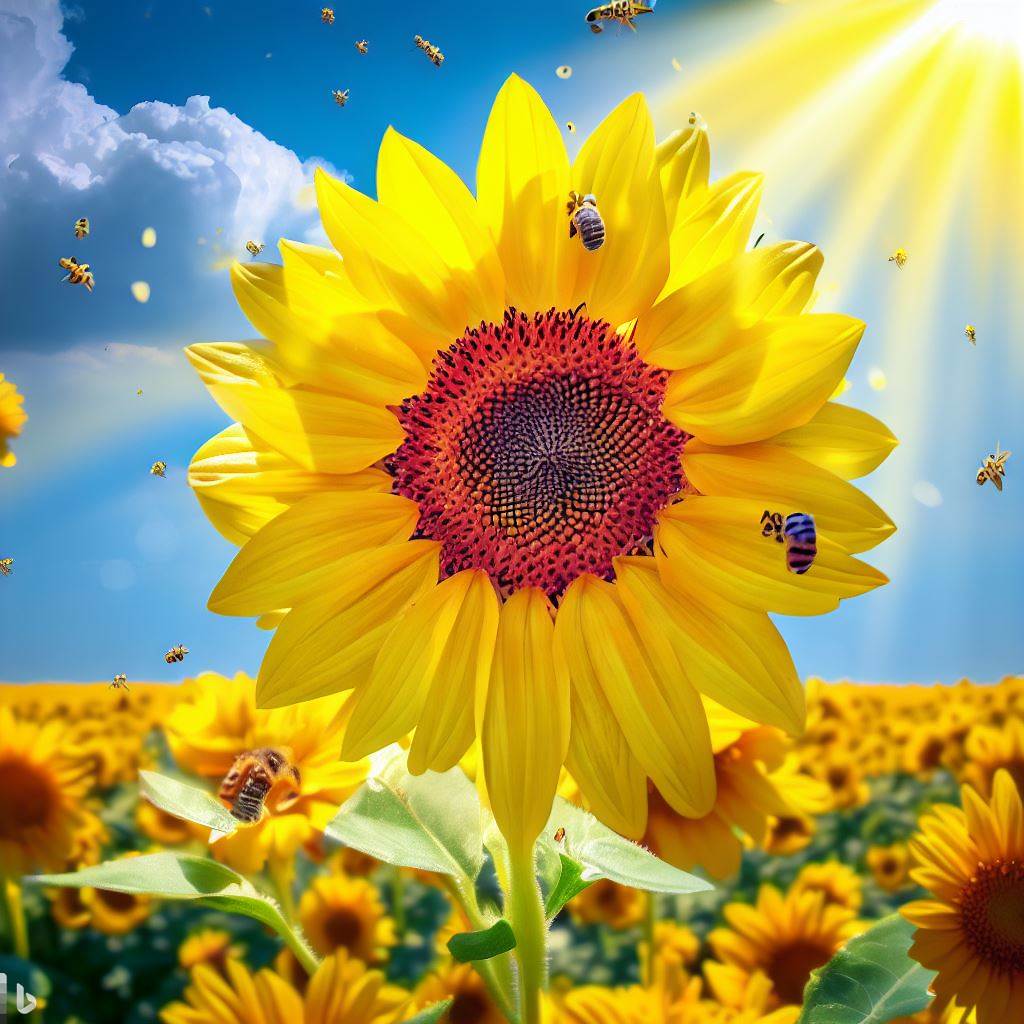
[902,769,1024,1024]
[762,813,817,857]
[0,372,26,467]
[792,860,863,913]
[414,963,506,1024]
[961,718,1024,798]
[298,873,396,963]
[179,928,245,975]
[866,842,911,892]
[137,800,205,846]
[188,74,893,849]
[0,705,98,876]
[83,881,151,935]
[160,950,408,1024]
[567,878,646,930]
[706,885,862,1009]
[801,752,869,811]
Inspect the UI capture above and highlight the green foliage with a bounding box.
[543,854,591,918]
[799,914,936,1024]
[138,770,238,835]
[402,1000,453,1023]
[447,919,517,962]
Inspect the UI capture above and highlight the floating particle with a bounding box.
[964,324,976,345]
[131,280,151,303]
[868,368,887,391]
[912,481,943,508]
[136,389,143,396]
[556,65,572,79]
[566,120,577,134]
[671,57,682,72]
[141,226,157,248]
[888,247,907,267]
[265,52,272,59]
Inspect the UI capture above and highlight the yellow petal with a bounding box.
[482,588,569,852]
[772,401,898,479]
[664,172,763,293]
[231,261,427,405]
[408,570,500,774]
[663,313,864,445]
[656,125,710,227]
[635,242,823,371]
[377,127,505,323]
[555,602,648,840]
[343,571,485,761]
[209,491,421,616]
[656,496,888,615]
[684,440,895,553]
[558,575,714,818]
[614,557,804,736]
[476,74,578,314]
[572,93,669,325]
[188,423,389,546]
[186,342,404,474]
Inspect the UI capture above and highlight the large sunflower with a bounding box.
[902,769,1024,1024]
[0,372,26,467]
[188,75,894,848]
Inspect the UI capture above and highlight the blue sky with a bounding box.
[1,0,1022,685]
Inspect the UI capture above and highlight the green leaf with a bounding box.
[402,1000,453,1023]
[538,798,712,895]
[139,769,238,835]
[326,747,483,880]
[799,914,936,1024]
[543,854,593,918]
[447,919,517,963]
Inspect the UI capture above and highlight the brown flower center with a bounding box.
[0,756,58,837]
[323,908,365,951]
[959,858,1024,975]
[767,939,836,1005]
[450,991,492,1024]
[95,888,139,912]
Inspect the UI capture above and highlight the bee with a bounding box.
[74,217,90,239]
[554,827,566,843]
[977,443,1011,491]
[965,324,976,345]
[355,39,368,54]
[0,558,12,576]
[888,248,908,268]
[218,747,301,824]
[760,509,785,542]
[110,674,129,691]
[585,0,656,34]
[414,35,444,66]
[567,191,606,251]
[321,7,334,24]
[332,89,350,107]
[783,512,817,575]
[164,644,189,664]
[245,240,265,257]
[150,460,167,477]
[566,121,577,134]
[59,256,94,292]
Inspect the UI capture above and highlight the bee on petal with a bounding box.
[59,256,94,292]
[977,444,1011,491]
[783,513,817,575]
[110,674,129,691]
[965,324,976,345]
[585,0,656,33]
[567,191,605,251]
[164,644,189,664]
[332,89,350,107]
[150,460,167,477]
[245,240,265,257]
[321,7,334,24]
[0,558,12,576]
[74,217,90,239]
[889,248,908,268]
[218,747,301,824]
[355,39,368,54]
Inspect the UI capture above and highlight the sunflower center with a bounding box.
[959,858,1024,975]
[450,991,492,1024]
[766,939,835,1005]
[95,888,139,912]
[323,907,365,951]
[390,308,687,599]
[0,755,59,837]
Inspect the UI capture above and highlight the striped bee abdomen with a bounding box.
[783,512,817,575]
[573,205,606,251]
[231,776,270,823]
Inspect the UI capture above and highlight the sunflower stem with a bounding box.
[508,845,546,1024]
[0,875,29,959]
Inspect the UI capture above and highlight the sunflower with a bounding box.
[161,950,408,1024]
[567,878,646,930]
[83,881,151,935]
[137,800,205,846]
[0,705,98,876]
[791,861,863,912]
[0,372,26,467]
[164,672,368,873]
[866,842,911,892]
[187,75,894,849]
[706,885,862,1009]
[762,813,816,857]
[961,718,1024,798]
[298,873,396,963]
[902,769,1024,1024]
[801,752,869,811]
[414,963,506,1024]
[179,928,246,974]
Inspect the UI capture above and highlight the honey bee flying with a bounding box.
[888,248,908,268]
[414,35,444,66]
[164,644,189,664]
[585,0,656,34]
[110,674,129,691]
[332,89,350,107]
[355,39,368,54]
[760,509,785,542]
[977,443,1011,491]
[245,240,265,257]
[0,558,12,576]
[567,191,606,251]
[74,217,90,239]
[965,324,976,345]
[59,256,94,292]
[218,747,301,824]
[321,7,334,23]
[150,460,167,477]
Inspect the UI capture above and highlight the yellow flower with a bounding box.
[164,672,368,873]
[433,902,474,960]
[961,718,1024,798]
[0,705,98,876]
[902,769,1024,1024]
[179,928,245,974]
[791,860,863,912]
[82,882,151,935]
[762,813,816,857]
[298,873,396,963]
[0,372,26,467]
[414,963,506,1024]
[801,752,869,811]
[137,800,205,846]
[188,75,893,846]
[866,842,911,892]
[160,951,409,1024]
[567,879,646,930]
[706,885,862,1009]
